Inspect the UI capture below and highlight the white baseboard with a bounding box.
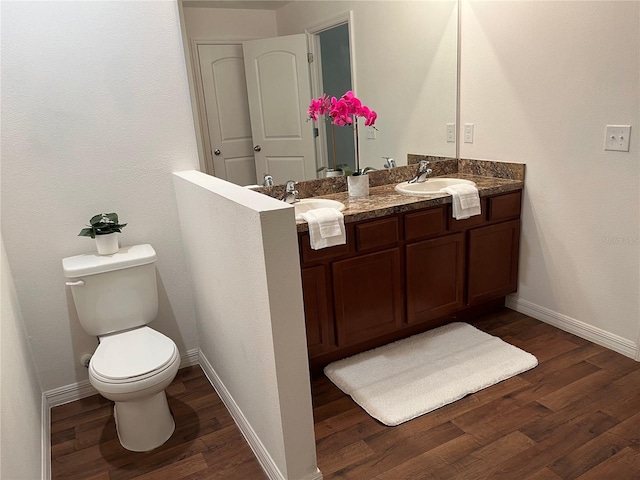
[179,347,200,368]
[506,296,638,360]
[198,351,323,480]
[44,348,200,408]
[197,351,286,480]
[45,379,98,408]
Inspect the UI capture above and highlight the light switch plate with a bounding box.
[604,125,631,152]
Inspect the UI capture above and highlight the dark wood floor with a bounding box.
[51,308,640,479]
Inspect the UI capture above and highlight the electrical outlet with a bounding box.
[604,125,631,152]
[464,123,474,143]
[446,123,455,143]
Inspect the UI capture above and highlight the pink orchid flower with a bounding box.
[308,90,377,128]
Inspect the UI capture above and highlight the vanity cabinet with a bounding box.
[299,189,522,370]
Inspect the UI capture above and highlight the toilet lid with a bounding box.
[91,327,177,381]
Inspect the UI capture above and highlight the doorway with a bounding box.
[314,23,355,172]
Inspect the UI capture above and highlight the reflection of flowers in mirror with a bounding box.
[308,91,377,127]
[308,91,377,175]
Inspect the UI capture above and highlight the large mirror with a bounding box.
[179,0,458,186]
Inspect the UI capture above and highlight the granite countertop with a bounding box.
[294,173,523,232]
[252,157,525,233]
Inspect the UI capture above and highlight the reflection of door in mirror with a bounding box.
[243,34,317,185]
[197,44,257,186]
[315,24,356,173]
[195,35,317,186]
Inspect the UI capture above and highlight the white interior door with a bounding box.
[243,34,316,184]
[197,44,257,186]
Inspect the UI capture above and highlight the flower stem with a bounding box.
[354,118,360,173]
[331,122,337,171]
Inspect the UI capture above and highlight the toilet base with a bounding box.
[113,390,175,452]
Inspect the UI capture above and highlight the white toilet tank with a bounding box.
[62,244,159,336]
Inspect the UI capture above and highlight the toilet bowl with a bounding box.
[87,326,180,452]
[62,244,180,452]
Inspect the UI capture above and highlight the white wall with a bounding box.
[1,237,44,480]
[173,171,318,480]
[183,6,278,40]
[1,1,200,391]
[459,1,640,354]
[276,0,459,167]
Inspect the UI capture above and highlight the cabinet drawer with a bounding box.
[488,191,522,221]
[299,229,352,264]
[447,198,488,231]
[355,217,399,252]
[404,206,447,241]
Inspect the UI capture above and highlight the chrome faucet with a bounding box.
[408,160,433,183]
[382,156,396,169]
[263,174,274,187]
[281,180,299,204]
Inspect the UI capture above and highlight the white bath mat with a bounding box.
[324,322,538,426]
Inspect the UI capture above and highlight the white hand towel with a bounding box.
[299,208,346,250]
[440,184,481,220]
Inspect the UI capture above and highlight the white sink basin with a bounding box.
[395,178,476,196]
[294,198,345,220]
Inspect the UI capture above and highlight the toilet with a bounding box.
[62,244,180,452]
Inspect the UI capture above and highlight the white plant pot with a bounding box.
[95,233,119,255]
[348,174,369,198]
[325,169,344,178]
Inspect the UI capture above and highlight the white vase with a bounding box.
[95,233,119,255]
[348,174,369,198]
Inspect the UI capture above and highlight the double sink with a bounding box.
[293,178,476,220]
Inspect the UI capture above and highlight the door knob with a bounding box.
[254,145,262,152]
[213,149,221,156]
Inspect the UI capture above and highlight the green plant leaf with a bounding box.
[104,212,119,223]
[78,228,95,238]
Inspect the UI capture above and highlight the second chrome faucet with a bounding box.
[408,160,433,184]
[281,180,299,204]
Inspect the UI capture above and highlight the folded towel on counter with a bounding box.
[440,184,481,220]
[299,208,346,250]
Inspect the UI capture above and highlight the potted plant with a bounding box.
[308,91,377,178]
[78,212,127,255]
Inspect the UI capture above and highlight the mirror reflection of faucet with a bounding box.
[382,156,396,169]
[281,180,299,204]
[408,160,433,184]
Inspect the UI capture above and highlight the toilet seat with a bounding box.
[90,327,178,384]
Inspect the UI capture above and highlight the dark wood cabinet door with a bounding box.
[301,266,333,355]
[332,249,403,346]
[467,219,520,305]
[406,233,465,324]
